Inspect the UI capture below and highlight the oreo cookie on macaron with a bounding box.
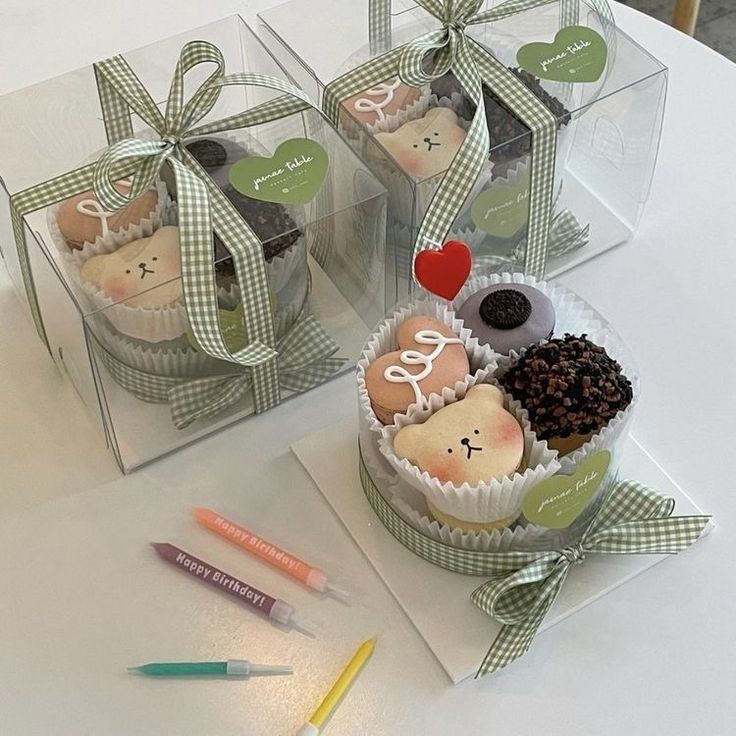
[456,282,555,355]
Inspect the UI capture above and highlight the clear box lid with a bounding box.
[0,15,386,318]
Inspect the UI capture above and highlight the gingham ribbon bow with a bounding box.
[472,480,710,676]
[169,315,345,429]
[357,449,710,677]
[92,40,321,412]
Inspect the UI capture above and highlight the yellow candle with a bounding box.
[297,637,376,735]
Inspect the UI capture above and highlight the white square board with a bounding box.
[292,420,710,684]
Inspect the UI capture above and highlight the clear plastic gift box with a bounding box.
[0,16,387,472]
[259,0,667,296]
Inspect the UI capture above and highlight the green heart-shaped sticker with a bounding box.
[229,138,328,205]
[522,450,611,528]
[517,25,607,83]
[470,171,530,238]
[187,303,247,354]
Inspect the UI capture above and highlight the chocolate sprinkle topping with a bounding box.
[213,186,302,280]
[186,139,227,170]
[479,289,531,330]
[499,334,633,440]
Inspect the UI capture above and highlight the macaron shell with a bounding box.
[456,283,555,354]
[364,315,470,424]
[57,184,159,250]
[339,77,421,126]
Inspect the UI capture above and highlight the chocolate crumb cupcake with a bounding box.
[499,334,633,455]
[215,187,301,268]
[431,67,570,178]
[185,137,302,283]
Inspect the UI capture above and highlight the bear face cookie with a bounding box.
[374,108,466,180]
[393,384,524,486]
[364,315,470,424]
[80,226,182,308]
[57,180,159,250]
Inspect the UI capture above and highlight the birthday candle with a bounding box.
[193,508,349,601]
[151,543,314,637]
[297,637,376,736]
[128,660,292,678]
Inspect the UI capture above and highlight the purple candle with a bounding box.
[151,543,313,636]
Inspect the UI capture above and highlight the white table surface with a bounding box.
[0,2,734,735]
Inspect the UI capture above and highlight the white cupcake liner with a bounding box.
[91,319,224,379]
[356,298,499,435]
[359,423,404,503]
[387,475,566,552]
[358,374,619,552]
[378,378,561,525]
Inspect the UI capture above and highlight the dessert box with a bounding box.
[294,269,711,679]
[0,16,388,472]
[258,0,668,296]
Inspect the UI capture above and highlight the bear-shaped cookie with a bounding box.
[364,315,470,424]
[393,384,524,486]
[374,107,467,180]
[80,226,182,308]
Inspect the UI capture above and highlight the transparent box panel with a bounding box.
[0,16,387,472]
[259,0,667,288]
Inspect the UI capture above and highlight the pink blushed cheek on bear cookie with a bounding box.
[426,456,464,485]
[452,129,467,147]
[495,415,524,446]
[100,276,134,302]
[395,151,424,177]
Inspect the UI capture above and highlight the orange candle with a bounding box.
[194,507,348,601]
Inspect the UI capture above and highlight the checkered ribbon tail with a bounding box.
[169,314,346,429]
[358,446,710,677]
[93,314,345,429]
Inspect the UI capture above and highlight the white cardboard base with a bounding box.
[292,419,710,684]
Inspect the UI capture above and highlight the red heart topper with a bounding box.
[414,240,472,301]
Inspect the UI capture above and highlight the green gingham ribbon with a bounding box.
[358,446,710,676]
[169,314,345,429]
[10,41,319,414]
[94,314,345,429]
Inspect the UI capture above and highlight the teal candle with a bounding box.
[128,660,293,678]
